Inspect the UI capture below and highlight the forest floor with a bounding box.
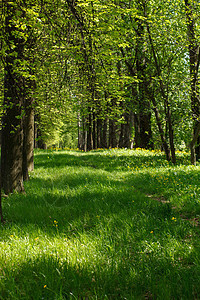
[0,148,200,299]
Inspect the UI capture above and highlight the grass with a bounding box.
[0,148,200,299]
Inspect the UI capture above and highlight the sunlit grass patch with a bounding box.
[0,149,200,299]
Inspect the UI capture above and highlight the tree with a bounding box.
[185,0,200,165]
[1,1,25,194]
[1,0,40,193]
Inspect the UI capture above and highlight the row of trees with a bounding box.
[0,0,199,211]
[71,0,200,165]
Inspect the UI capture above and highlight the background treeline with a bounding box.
[0,0,200,195]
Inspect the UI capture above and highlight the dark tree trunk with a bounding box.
[92,112,96,149]
[84,130,87,152]
[0,175,4,223]
[36,128,47,149]
[97,118,103,148]
[78,113,84,150]
[118,113,132,148]
[190,123,200,165]
[102,118,108,148]
[87,111,93,151]
[109,119,117,148]
[34,119,37,148]
[124,113,133,148]
[81,117,87,152]
[150,92,171,161]
[134,114,140,148]
[166,101,176,163]
[0,193,3,223]
[23,97,34,181]
[135,15,153,149]
[1,2,25,194]
[185,0,200,164]
[34,113,46,149]
[1,86,24,194]
[119,122,125,148]
[139,112,153,149]
[195,136,200,160]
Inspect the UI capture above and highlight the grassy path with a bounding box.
[0,149,200,299]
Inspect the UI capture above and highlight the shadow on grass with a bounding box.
[0,253,146,299]
[1,150,200,299]
[33,150,200,216]
[34,150,190,172]
[3,167,174,235]
[1,250,200,300]
[125,166,200,217]
[2,150,199,238]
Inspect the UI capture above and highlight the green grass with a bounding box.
[0,148,200,299]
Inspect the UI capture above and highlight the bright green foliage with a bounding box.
[1,0,198,151]
[37,0,198,151]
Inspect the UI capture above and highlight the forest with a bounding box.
[0,0,200,193]
[0,0,200,299]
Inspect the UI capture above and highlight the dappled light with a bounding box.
[1,0,200,298]
[0,149,200,299]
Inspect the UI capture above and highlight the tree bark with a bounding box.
[102,118,108,148]
[119,122,125,148]
[23,97,34,181]
[185,0,200,164]
[0,174,4,223]
[1,2,25,194]
[97,118,103,148]
[135,14,153,149]
[124,113,133,148]
[190,122,200,165]
[150,91,171,161]
[134,114,140,148]
[77,113,82,150]
[109,119,117,148]
[92,111,96,149]
[87,110,93,150]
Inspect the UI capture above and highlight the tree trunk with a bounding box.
[146,17,176,163]
[1,2,25,194]
[1,92,24,194]
[195,136,200,160]
[87,110,93,151]
[125,113,134,148]
[77,113,82,149]
[134,114,140,148]
[150,92,171,161]
[139,112,153,149]
[119,122,125,148]
[185,0,200,164]
[81,116,87,152]
[97,118,103,148]
[84,130,87,152]
[102,118,108,148]
[23,98,34,181]
[118,114,132,148]
[190,122,200,165]
[0,175,4,223]
[166,102,176,164]
[135,15,153,149]
[109,119,117,148]
[36,128,46,149]
[92,111,96,149]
